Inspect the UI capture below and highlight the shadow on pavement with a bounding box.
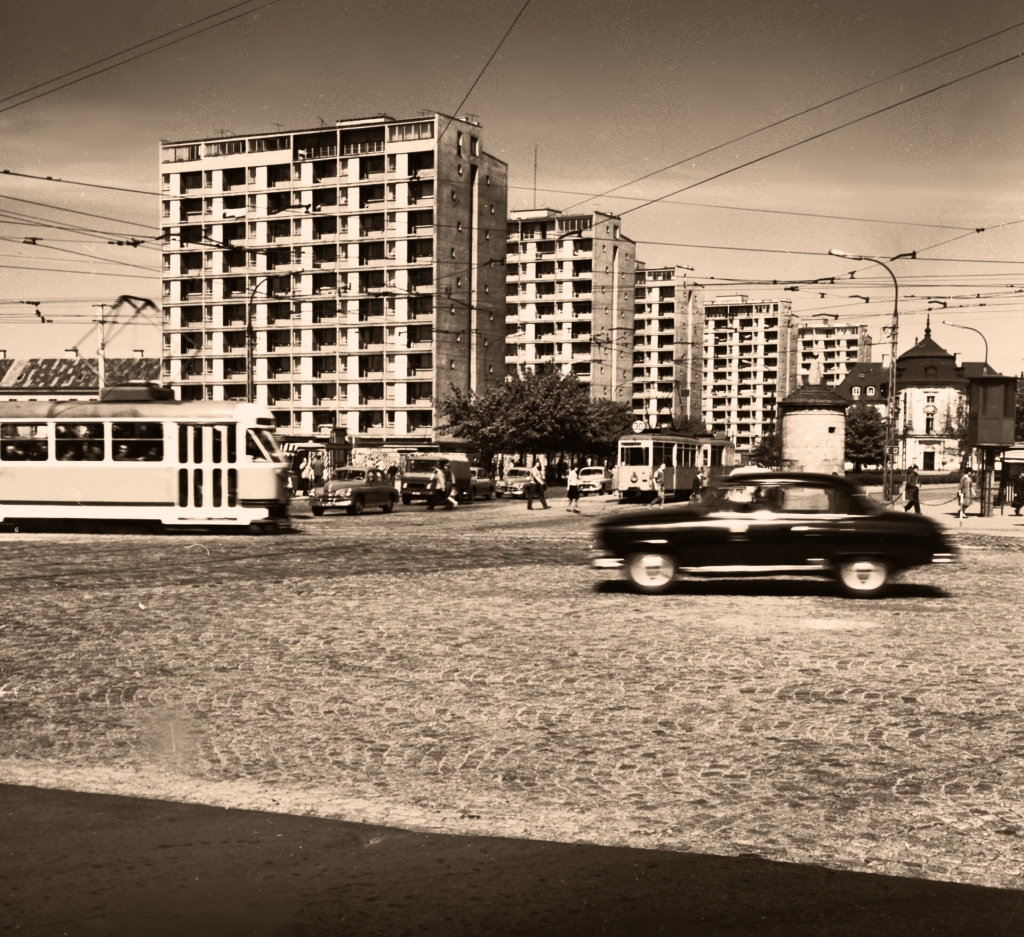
[2,784,1018,936]
[593,579,949,600]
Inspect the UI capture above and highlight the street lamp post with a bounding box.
[829,250,913,502]
[245,275,271,405]
[942,320,988,365]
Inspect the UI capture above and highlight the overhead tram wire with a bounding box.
[0,210,163,246]
[437,0,532,142]
[0,238,159,272]
[619,49,1024,218]
[0,170,159,198]
[0,263,156,279]
[0,194,157,231]
[563,17,1024,213]
[0,0,289,116]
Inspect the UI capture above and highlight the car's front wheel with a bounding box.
[347,496,365,516]
[625,552,677,594]
[310,504,325,516]
[401,494,412,505]
[835,557,890,598]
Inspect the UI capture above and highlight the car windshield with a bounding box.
[579,468,604,477]
[333,469,366,482]
[506,469,530,478]
[406,459,442,473]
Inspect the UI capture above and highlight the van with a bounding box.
[399,453,471,504]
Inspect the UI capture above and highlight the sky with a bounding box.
[0,0,1021,371]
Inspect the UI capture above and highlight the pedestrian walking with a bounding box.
[1012,473,1024,516]
[958,469,975,519]
[903,465,921,514]
[566,466,580,513]
[426,463,447,510]
[442,462,459,510]
[527,460,549,510]
[691,468,705,503]
[651,462,666,508]
[311,454,325,493]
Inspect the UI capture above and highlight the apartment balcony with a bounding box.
[343,140,384,155]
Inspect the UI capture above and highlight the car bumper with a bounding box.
[313,497,354,508]
[931,553,955,564]
[592,556,624,569]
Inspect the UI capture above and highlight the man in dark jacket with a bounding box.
[903,465,921,513]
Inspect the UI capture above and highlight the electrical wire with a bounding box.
[0,169,159,197]
[0,193,156,230]
[438,0,532,142]
[0,0,290,116]
[620,49,1024,217]
[564,17,1024,213]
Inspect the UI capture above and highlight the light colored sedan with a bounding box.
[495,467,532,498]
[578,466,613,495]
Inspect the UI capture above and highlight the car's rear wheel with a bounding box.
[494,491,503,498]
[347,496,364,516]
[625,552,677,595]
[310,504,325,516]
[486,489,494,500]
[382,497,394,514]
[836,557,889,598]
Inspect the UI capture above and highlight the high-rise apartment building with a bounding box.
[160,113,507,444]
[797,320,871,386]
[632,264,704,429]
[505,209,635,401]
[701,295,798,455]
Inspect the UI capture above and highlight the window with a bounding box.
[111,423,164,461]
[249,136,289,153]
[851,386,861,398]
[457,131,464,155]
[1,424,48,461]
[620,445,649,466]
[388,121,434,142]
[204,140,244,157]
[55,423,104,461]
[470,136,480,156]
[162,144,199,163]
[866,386,876,396]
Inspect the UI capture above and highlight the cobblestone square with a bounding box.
[1,500,1023,891]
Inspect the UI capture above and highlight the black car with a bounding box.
[592,472,954,597]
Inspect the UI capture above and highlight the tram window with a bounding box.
[55,423,104,461]
[227,427,237,464]
[680,444,697,467]
[710,445,724,466]
[178,425,188,463]
[111,423,163,461]
[246,428,285,463]
[1,424,48,461]
[653,442,671,466]
[193,426,203,464]
[212,427,223,464]
[227,468,238,506]
[620,445,649,466]
[213,468,223,507]
[193,468,203,507]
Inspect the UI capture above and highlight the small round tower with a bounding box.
[779,382,848,474]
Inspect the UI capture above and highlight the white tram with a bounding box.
[0,387,291,531]
[614,432,735,503]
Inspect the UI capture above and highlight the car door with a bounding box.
[365,469,383,506]
[774,483,850,567]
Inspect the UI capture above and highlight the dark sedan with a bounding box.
[310,467,398,516]
[592,472,954,597]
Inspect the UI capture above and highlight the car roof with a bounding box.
[716,471,863,490]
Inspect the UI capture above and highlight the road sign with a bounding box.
[631,420,646,434]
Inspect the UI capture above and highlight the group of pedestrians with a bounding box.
[903,464,978,519]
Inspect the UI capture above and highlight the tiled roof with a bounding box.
[0,358,159,392]
[779,381,848,411]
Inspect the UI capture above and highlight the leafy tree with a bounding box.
[749,431,781,468]
[845,402,886,471]
[436,371,631,461]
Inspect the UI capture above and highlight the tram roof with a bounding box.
[0,400,270,421]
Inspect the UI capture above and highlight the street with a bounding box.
[1,493,1023,899]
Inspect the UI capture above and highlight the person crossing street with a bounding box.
[527,460,549,510]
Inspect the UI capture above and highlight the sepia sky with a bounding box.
[0,0,1022,371]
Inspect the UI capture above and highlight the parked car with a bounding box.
[399,454,471,505]
[496,467,533,498]
[577,466,613,495]
[310,467,398,515]
[469,466,496,500]
[592,471,954,597]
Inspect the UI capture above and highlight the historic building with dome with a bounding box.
[837,317,1000,473]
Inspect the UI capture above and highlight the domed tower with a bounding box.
[779,375,848,474]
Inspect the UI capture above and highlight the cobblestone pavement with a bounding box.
[2,497,1023,892]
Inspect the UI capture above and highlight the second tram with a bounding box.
[614,432,735,502]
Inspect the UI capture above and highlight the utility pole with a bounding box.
[92,303,109,394]
[533,144,537,209]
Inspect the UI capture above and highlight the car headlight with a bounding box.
[335,487,351,497]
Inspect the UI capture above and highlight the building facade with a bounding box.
[701,295,798,456]
[505,209,636,402]
[160,113,508,444]
[837,319,999,473]
[797,320,871,386]
[632,265,704,429]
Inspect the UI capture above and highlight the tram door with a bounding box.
[175,423,239,519]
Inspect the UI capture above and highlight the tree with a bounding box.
[670,415,708,436]
[749,432,781,468]
[844,402,886,472]
[436,371,631,461]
